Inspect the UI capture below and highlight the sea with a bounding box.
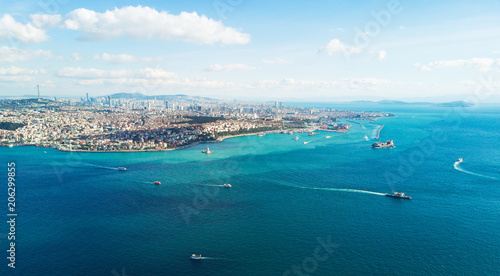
[1,103,499,276]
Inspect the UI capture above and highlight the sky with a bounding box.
[1,0,500,102]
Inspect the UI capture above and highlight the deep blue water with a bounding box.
[0,104,499,275]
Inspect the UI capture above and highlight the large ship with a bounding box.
[201,146,213,154]
[371,140,394,148]
[385,191,412,200]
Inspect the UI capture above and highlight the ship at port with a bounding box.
[201,145,213,154]
[386,191,412,200]
[371,140,394,148]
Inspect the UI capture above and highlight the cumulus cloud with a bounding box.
[29,14,62,29]
[69,53,82,63]
[0,46,61,63]
[0,14,49,43]
[415,58,499,72]
[206,63,259,71]
[57,67,178,81]
[0,66,43,75]
[318,39,362,55]
[61,6,250,44]
[93,53,160,64]
[378,50,386,60]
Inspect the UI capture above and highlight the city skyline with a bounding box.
[1,0,500,102]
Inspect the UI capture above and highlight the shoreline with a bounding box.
[1,127,352,153]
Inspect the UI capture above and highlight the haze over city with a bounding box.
[1,0,500,102]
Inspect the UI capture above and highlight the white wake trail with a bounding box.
[454,162,498,180]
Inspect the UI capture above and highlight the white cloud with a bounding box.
[0,46,61,63]
[318,39,362,55]
[0,66,43,75]
[378,50,386,60]
[57,67,131,79]
[57,67,178,80]
[415,58,499,72]
[262,58,291,64]
[93,53,160,64]
[69,53,82,63]
[0,14,49,43]
[206,63,259,71]
[29,14,62,29]
[62,6,250,44]
[0,66,44,82]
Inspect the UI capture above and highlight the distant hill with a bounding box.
[349,100,473,107]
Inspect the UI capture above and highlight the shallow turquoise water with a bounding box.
[0,105,499,275]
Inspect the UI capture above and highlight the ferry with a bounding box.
[385,191,412,200]
[223,183,232,188]
[371,140,394,148]
[456,158,463,163]
[117,167,127,171]
[294,136,299,140]
[190,254,202,260]
[154,181,161,185]
[201,146,213,154]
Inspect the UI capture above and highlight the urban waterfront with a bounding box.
[1,104,499,275]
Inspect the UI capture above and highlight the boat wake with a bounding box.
[286,185,385,196]
[454,162,498,180]
[83,163,121,170]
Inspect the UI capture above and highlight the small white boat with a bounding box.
[223,183,232,188]
[191,254,202,260]
[294,136,299,140]
[363,135,369,140]
[456,158,463,163]
[325,136,331,139]
[117,167,127,171]
[303,141,309,144]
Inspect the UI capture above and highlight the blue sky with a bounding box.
[1,0,500,101]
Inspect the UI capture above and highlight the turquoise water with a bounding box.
[1,105,499,275]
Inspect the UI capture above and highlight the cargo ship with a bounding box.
[371,140,394,148]
[385,191,411,200]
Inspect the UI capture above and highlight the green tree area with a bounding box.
[173,116,225,125]
[215,126,278,138]
[0,122,25,131]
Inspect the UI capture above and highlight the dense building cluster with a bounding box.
[0,97,393,151]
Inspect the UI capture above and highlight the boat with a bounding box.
[456,158,463,163]
[223,183,232,188]
[258,133,265,137]
[385,191,412,200]
[117,167,127,171]
[363,135,369,140]
[371,140,394,148]
[154,181,161,185]
[325,136,331,139]
[308,132,318,136]
[201,146,213,154]
[303,141,309,144]
[8,144,13,147]
[294,136,299,140]
[190,254,202,260]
